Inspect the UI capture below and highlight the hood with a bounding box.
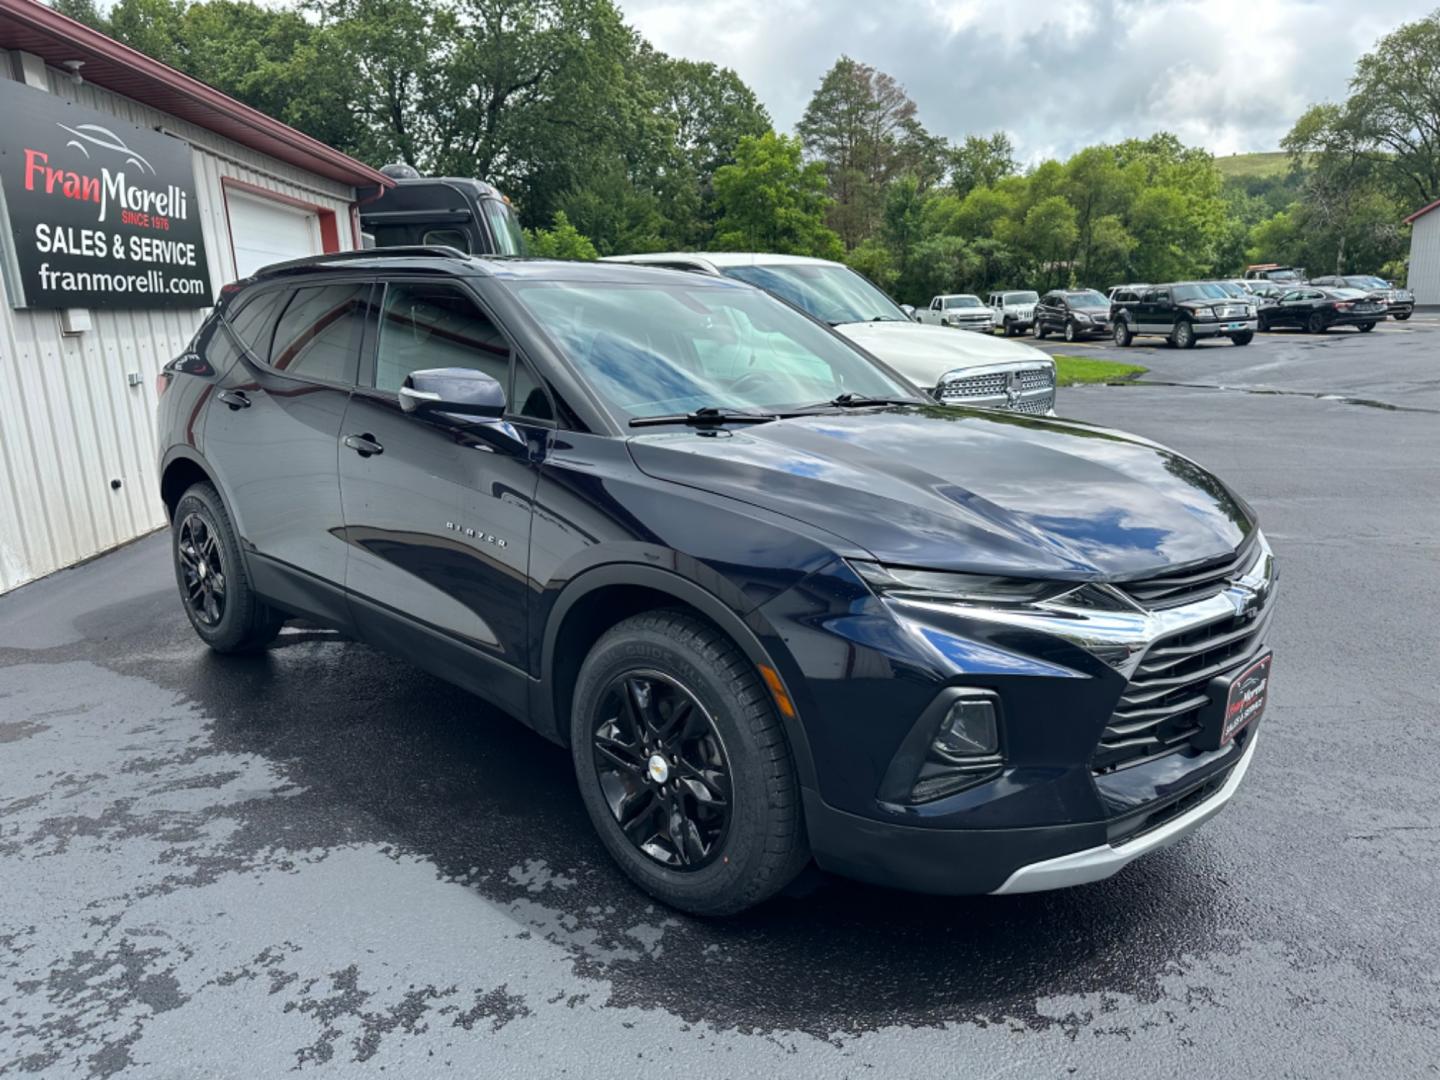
[628,407,1253,579]
[834,321,1051,390]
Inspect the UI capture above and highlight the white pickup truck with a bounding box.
[913,293,993,332]
[601,253,1057,415]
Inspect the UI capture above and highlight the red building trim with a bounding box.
[0,0,390,191]
[1404,198,1440,225]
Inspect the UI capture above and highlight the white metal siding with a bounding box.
[1409,209,1440,307]
[0,54,358,594]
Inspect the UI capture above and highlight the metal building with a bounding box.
[1406,199,1440,307]
[0,0,388,593]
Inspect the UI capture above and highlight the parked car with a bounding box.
[1033,289,1113,341]
[1308,275,1414,320]
[158,247,1276,915]
[604,253,1055,413]
[987,290,1039,336]
[1111,282,1258,348]
[914,293,994,332]
[1258,286,1386,333]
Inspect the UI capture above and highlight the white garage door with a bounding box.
[227,190,322,279]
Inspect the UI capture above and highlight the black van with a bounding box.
[360,164,526,256]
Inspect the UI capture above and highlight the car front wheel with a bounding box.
[172,482,285,653]
[1113,321,1133,347]
[1395,312,1411,321]
[1230,331,1254,346]
[571,610,809,916]
[1064,321,1077,343]
[1174,320,1197,349]
[1033,321,1047,340]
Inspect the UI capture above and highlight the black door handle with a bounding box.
[217,389,250,410]
[343,433,384,457]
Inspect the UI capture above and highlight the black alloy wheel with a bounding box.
[177,513,226,627]
[171,482,285,652]
[1359,321,1376,332]
[591,670,732,870]
[1307,311,1328,334]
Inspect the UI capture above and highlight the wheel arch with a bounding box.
[533,564,818,790]
[160,449,220,524]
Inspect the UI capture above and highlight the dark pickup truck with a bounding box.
[1111,282,1258,348]
[361,166,525,256]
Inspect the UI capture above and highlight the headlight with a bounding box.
[1074,312,1092,322]
[852,561,1077,607]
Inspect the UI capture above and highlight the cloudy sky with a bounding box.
[621,0,1435,162]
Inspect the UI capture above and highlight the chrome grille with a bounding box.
[937,366,1055,414]
[1011,395,1053,414]
[1094,598,1272,773]
[942,372,1008,398]
[1114,536,1258,609]
[1018,368,1054,392]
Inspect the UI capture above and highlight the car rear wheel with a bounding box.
[571,610,808,916]
[172,483,285,653]
[1307,311,1328,334]
[1229,331,1254,346]
[1358,321,1376,332]
[1174,320,1197,349]
[1113,321,1133,347]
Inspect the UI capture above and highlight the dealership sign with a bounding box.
[0,79,211,309]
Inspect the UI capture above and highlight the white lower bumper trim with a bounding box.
[991,732,1261,895]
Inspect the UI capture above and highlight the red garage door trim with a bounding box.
[220,177,343,281]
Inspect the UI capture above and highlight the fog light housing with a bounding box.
[933,698,999,760]
[878,689,1006,806]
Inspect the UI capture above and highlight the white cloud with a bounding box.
[619,0,1434,161]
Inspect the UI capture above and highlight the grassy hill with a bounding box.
[1215,152,1294,179]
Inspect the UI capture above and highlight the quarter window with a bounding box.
[226,287,287,359]
[268,283,370,384]
[375,282,509,393]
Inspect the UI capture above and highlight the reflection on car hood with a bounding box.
[629,407,1252,578]
[833,321,1050,390]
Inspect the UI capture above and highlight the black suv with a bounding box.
[157,248,1275,915]
[1033,289,1112,341]
[1111,282,1258,348]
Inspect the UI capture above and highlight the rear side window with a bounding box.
[269,283,370,384]
[226,288,287,360]
[374,282,509,392]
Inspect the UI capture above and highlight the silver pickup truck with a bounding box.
[913,294,994,332]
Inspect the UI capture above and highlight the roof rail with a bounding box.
[253,245,470,277]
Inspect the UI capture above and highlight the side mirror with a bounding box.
[399,367,506,418]
[900,304,916,319]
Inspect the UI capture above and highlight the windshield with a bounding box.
[509,280,920,422]
[944,296,982,308]
[1173,283,1228,301]
[1345,276,1388,288]
[481,198,526,256]
[1214,282,1248,297]
[721,263,909,325]
[1066,290,1109,308]
[1003,291,1039,304]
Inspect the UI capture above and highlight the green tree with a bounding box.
[1344,10,1440,207]
[949,133,1017,197]
[523,210,598,259]
[711,132,843,258]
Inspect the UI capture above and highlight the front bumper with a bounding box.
[1387,301,1414,317]
[804,730,1260,895]
[1194,317,1258,337]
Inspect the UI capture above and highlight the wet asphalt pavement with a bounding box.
[3,319,1439,1077]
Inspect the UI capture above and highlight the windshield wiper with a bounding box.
[629,406,778,429]
[785,393,919,413]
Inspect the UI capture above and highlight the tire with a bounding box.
[1174,320,1197,349]
[570,609,808,916]
[1307,311,1327,334]
[1033,321,1047,340]
[1002,319,1014,337]
[172,482,284,653]
[1064,320,1077,343]
[1395,312,1411,321]
[1113,320,1133,347]
[1358,321,1375,332]
[1229,331,1254,346]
